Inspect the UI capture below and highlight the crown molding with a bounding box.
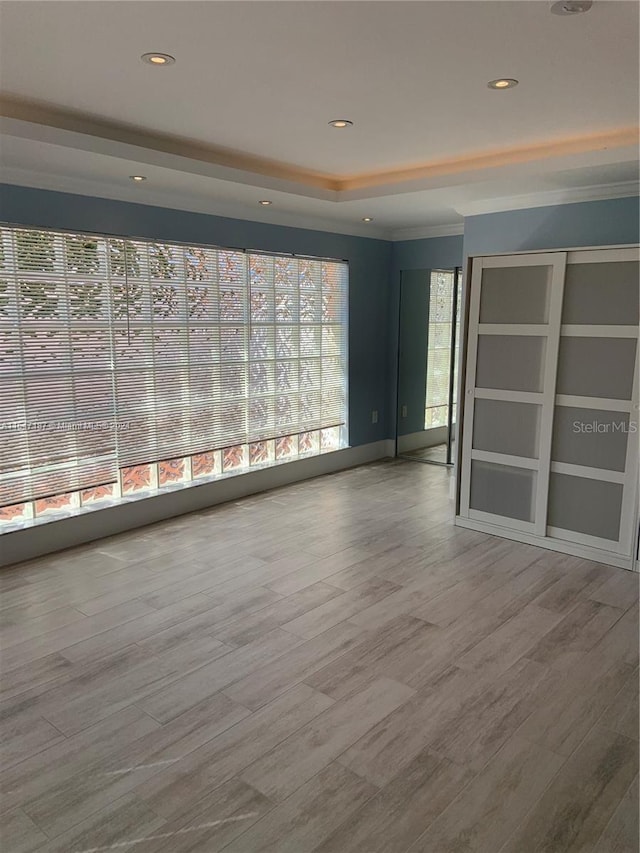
[9,168,637,244]
[455,181,640,217]
[0,170,391,241]
[390,222,464,241]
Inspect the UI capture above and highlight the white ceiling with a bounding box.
[0,0,638,238]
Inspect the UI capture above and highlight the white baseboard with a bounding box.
[397,426,448,453]
[455,514,637,572]
[1,440,396,567]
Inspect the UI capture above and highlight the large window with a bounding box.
[0,226,348,531]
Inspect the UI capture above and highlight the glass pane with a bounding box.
[476,335,547,393]
[425,349,450,407]
[275,434,297,460]
[556,337,637,400]
[479,265,551,324]
[473,398,541,459]
[191,451,220,479]
[552,407,631,472]
[470,460,536,522]
[158,458,187,486]
[562,261,639,325]
[548,473,623,541]
[424,270,455,431]
[425,405,449,428]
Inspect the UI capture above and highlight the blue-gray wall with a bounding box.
[392,234,464,271]
[463,197,640,257]
[0,184,393,447]
[2,186,637,448]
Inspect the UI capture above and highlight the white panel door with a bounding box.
[459,252,567,534]
[547,247,639,556]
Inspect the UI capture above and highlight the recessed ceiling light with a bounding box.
[258,200,272,206]
[129,175,147,182]
[362,217,373,223]
[487,78,519,90]
[550,0,592,14]
[329,120,353,128]
[141,52,175,66]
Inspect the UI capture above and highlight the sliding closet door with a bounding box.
[460,253,566,534]
[548,248,639,556]
[459,246,639,567]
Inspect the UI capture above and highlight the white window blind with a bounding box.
[0,226,348,508]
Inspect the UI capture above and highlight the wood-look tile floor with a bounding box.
[1,460,638,853]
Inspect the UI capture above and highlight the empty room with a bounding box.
[0,1,638,851]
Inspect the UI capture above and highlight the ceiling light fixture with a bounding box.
[362,217,373,223]
[129,175,147,182]
[329,120,353,128]
[141,52,175,66]
[258,200,272,206]
[487,78,519,90]
[550,1,592,15]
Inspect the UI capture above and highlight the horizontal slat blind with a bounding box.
[0,226,348,507]
[0,229,118,504]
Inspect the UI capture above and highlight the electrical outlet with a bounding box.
[371,410,378,424]
[401,405,408,418]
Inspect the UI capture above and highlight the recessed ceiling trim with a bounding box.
[1,95,636,199]
[0,116,340,202]
[0,95,341,192]
[0,168,392,240]
[340,128,640,191]
[2,168,636,241]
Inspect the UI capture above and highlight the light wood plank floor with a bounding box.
[1,460,638,853]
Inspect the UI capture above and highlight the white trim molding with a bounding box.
[455,181,640,217]
[397,427,448,453]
